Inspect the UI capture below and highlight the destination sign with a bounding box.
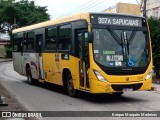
[91,14,143,27]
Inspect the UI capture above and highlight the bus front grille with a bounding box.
[111,83,143,91]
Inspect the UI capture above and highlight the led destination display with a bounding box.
[91,14,143,27]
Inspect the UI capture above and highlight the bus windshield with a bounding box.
[93,27,150,68]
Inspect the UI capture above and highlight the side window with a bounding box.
[27,31,34,50]
[78,33,83,59]
[23,33,27,51]
[18,37,23,52]
[58,24,71,51]
[12,34,18,51]
[45,27,57,50]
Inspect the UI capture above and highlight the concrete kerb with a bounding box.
[6,118,25,120]
[0,59,12,63]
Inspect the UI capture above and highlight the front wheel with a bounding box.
[67,75,77,97]
[26,67,34,85]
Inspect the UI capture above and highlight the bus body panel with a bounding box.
[42,53,62,85]
[13,52,23,75]
[89,78,152,93]
[22,52,42,80]
[42,53,81,89]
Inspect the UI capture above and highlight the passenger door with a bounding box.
[77,30,89,90]
[35,34,45,80]
[12,35,23,75]
[18,38,23,74]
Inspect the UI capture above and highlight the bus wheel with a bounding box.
[27,67,34,85]
[112,92,123,96]
[67,75,77,97]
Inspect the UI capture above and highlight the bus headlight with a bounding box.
[145,69,153,80]
[93,70,107,82]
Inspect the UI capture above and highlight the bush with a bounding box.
[148,17,160,78]
[5,45,12,58]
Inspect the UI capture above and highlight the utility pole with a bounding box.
[140,0,147,17]
[143,0,147,17]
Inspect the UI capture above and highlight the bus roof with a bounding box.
[12,12,144,34]
[12,12,90,33]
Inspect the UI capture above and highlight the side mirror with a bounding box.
[88,32,93,43]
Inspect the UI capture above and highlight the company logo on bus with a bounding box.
[126,77,129,81]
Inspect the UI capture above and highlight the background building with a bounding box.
[102,2,141,16]
[145,0,160,18]
[0,33,11,58]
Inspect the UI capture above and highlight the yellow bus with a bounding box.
[12,12,153,97]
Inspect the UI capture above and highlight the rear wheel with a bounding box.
[67,75,77,97]
[26,67,34,85]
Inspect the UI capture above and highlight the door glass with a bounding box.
[78,33,83,59]
[36,35,42,53]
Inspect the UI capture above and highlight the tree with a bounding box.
[147,17,160,77]
[14,0,50,27]
[0,0,50,58]
[0,0,50,32]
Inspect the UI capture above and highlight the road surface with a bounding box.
[0,62,160,120]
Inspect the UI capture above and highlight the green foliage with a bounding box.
[0,0,18,27]
[0,0,50,32]
[147,18,160,60]
[5,44,12,58]
[147,17,160,77]
[14,0,50,27]
[5,45,12,52]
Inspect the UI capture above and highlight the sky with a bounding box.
[34,0,141,19]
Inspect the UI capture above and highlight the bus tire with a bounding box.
[26,67,34,85]
[112,92,123,96]
[67,74,77,97]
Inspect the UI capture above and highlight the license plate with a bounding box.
[123,88,133,92]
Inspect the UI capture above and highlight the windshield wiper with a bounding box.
[106,27,121,45]
[128,30,137,44]
[123,31,129,55]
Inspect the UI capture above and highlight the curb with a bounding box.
[6,118,25,120]
[0,59,12,63]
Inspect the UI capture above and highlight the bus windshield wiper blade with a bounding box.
[128,30,137,44]
[106,27,121,45]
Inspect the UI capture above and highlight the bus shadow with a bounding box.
[23,80,148,104]
[23,80,69,95]
[77,92,147,104]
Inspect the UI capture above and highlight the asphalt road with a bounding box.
[0,62,160,120]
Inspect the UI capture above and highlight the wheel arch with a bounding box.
[26,63,30,73]
[62,68,71,87]
[25,62,31,76]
